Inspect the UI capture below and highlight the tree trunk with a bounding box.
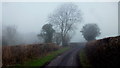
[61,34,66,46]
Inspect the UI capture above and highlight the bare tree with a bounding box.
[48,3,82,46]
[53,32,62,45]
[63,34,72,46]
[2,25,18,45]
[81,23,101,41]
[38,24,55,43]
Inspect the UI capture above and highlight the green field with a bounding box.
[18,47,70,66]
[79,49,91,68]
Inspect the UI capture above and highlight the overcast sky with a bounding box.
[2,2,118,42]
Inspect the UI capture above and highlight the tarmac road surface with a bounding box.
[45,43,85,68]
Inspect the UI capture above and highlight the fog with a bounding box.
[0,3,2,46]
[118,2,120,35]
[2,2,118,45]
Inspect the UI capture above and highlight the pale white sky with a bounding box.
[2,2,118,42]
[1,0,119,2]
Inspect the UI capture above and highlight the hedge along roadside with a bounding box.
[18,47,70,66]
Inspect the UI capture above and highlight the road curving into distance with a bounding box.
[45,43,85,68]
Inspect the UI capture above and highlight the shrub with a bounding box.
[85,36,120,67]
[2,43,60,66]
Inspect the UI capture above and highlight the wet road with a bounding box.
[45,44,85,67]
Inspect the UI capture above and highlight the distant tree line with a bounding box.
[2,3,101,46]
[2,25,20,45]
[2,25,39,46]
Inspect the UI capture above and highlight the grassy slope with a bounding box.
[19,47,70,66]
[79,48,92,68]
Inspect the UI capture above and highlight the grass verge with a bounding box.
[79,48,92,68]
[18,47,70,66]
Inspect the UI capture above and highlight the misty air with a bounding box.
[1,2,120,68]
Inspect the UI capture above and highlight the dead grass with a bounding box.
[2,43,60,66]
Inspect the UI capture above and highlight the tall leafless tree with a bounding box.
[48,3,82,46]
[53,32,62,45]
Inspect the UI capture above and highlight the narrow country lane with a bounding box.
[45,43,85,68]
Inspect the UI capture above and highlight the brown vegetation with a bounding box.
[85,36,120,67]
[2,43,60,66]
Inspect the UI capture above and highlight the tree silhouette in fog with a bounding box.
[53,32,62,45]
[2,25,18,45]
[48,3,82,46]
[38,24,55,43]
[81,23,100,41]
